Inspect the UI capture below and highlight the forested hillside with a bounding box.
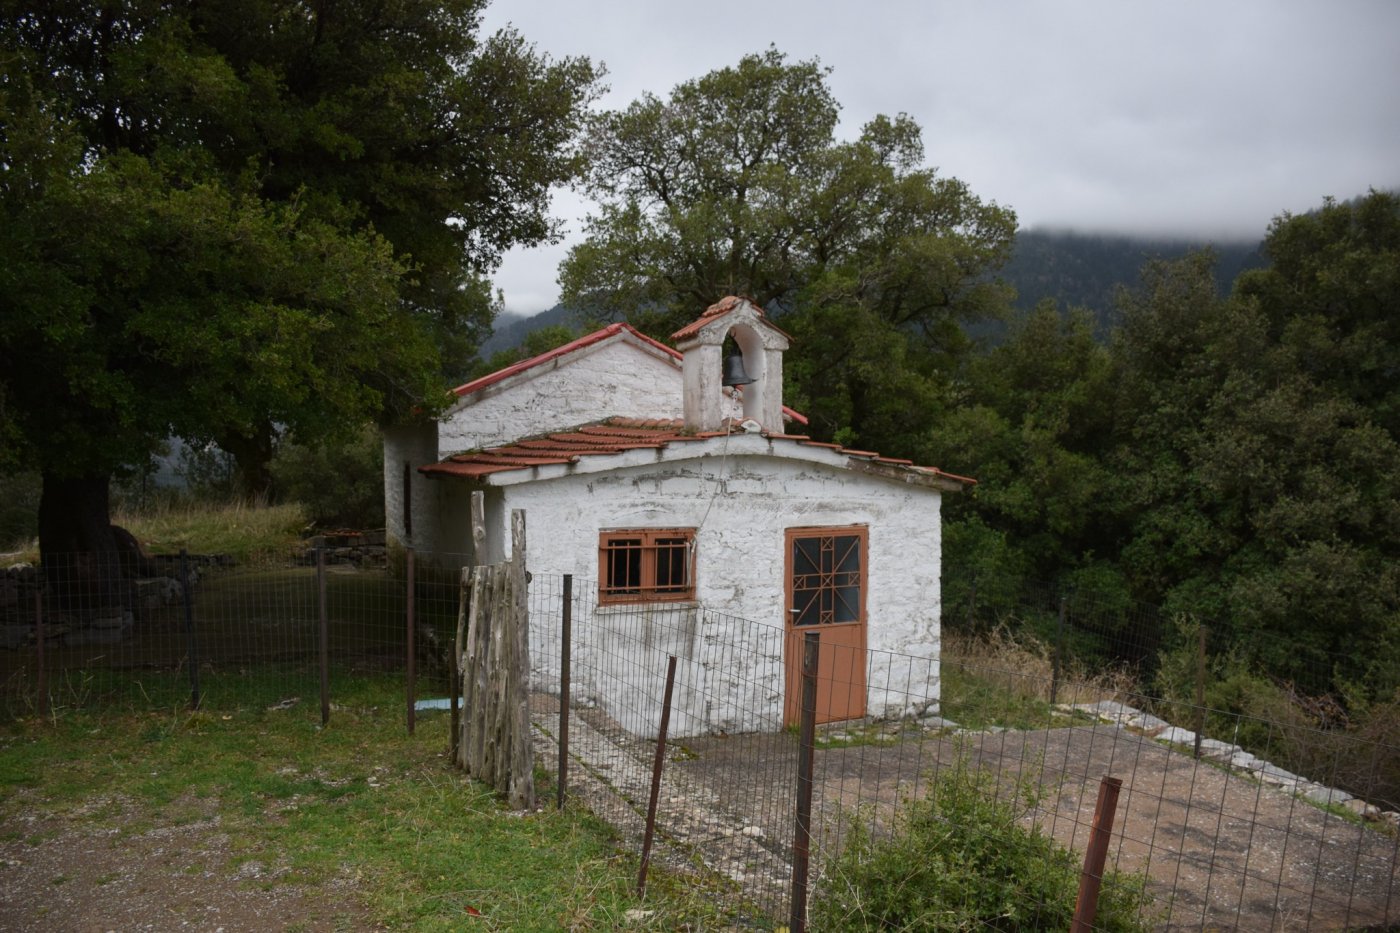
[483,230,1265,354]
[926,193,1400,707]
[1000,230,1264,331]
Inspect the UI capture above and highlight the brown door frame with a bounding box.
[783,525,869,726]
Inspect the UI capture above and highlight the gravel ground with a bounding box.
[677,722,1400,931]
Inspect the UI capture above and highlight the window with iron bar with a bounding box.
[599,529,696,603]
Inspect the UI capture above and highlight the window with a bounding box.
[788,528,866,626]
[402,462,413,537]
[599,529,696,603]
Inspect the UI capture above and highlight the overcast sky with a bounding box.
[479,0,1400,316]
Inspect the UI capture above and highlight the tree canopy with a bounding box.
[558,47,1017,456]
[937,192,1400,696]
[0,0,597,561]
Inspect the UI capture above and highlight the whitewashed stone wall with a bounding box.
[382,422,439,554]
[503,452,943,737]
[439,339,685,455]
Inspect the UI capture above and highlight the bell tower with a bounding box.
[672,296,790,433]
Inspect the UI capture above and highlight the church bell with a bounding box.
[721,351,755,387]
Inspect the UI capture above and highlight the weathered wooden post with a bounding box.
[455,497,535,809]
[506,509,534,810]
[790,631,820,933]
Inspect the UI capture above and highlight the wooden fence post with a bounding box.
[506,510,534,810]
[455,498,535,809]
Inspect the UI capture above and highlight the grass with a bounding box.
[115,499,311,560]
[0,676,752,930]
[2,499,310,566]
[940,628,1132,731]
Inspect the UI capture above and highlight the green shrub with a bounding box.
[811,761,1152,931]
[270,424,384,529]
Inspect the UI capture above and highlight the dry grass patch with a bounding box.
[941,627,1137,729]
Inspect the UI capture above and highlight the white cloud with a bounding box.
[481,0,1400,313]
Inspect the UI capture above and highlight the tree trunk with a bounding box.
[218,423,276,503]
[38,471,128,617]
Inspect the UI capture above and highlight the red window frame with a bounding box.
[598,528,696,604]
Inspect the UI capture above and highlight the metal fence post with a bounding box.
[406,548,416,736]
[181,549,200,710]
[558,574,573,810]
[1071,775,1124,932]
[790,630,820,933]
[1051,596,1067,705]
[1194,625,1207,760]
[34,589,47,719]
[317,547,329,727]
[638,654,678,897]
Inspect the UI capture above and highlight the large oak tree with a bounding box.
[558,47,1016,456]
[0,1,597,596]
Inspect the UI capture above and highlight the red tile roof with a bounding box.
[451,320,809,425]
[451,323,675,397]
[670,295,792,342]
[421,417,975,490]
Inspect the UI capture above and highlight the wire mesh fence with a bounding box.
[0,542,467,721]
[3,547,1398,928]
[535,571,1400,930]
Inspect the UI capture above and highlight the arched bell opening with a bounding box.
[723,323,767,423]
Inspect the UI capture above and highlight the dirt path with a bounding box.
[0,791,376,932]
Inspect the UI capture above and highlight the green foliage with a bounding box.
[560,46,1016,457]
[812,761,1151,931]
[270,424,385,529]
[0,1,599,544]
[943,193,1400,707]
[930,302,1118,600]
[1152,615,1400,810]
[1110,212,1400,695]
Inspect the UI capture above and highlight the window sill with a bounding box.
[595,599,700,612]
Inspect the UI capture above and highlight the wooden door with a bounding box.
[784,526,868,726]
